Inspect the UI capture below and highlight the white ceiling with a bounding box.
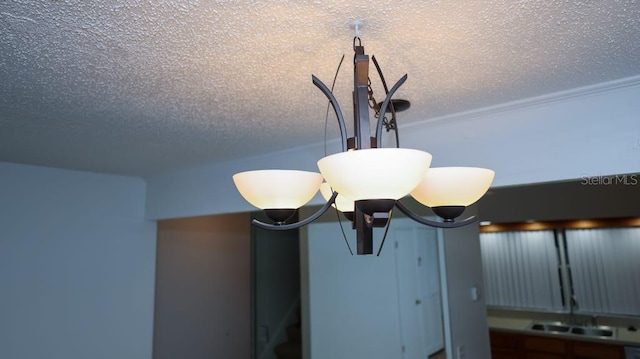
[1,1,639,177]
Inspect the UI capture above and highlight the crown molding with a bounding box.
[405,75,640,128]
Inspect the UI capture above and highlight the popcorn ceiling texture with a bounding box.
[1,0,639,176]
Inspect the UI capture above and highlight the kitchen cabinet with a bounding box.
[490,330,625,359]
[572,340,624,359]
[522,335,567,355]
[490,331,520,359]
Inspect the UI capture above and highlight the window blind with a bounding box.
[480,230,563,310]
[565,227,640,315]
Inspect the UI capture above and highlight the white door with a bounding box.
[393,219,444,358]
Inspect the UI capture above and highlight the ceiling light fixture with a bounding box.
[233,26,494,255]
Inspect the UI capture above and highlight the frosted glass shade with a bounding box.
[317,148,432,201]
[232,170,323,209]
[320,182,354,213]
[410,167,495,207]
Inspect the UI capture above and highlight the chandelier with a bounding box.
[232,33,494,255]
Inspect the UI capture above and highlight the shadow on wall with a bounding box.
[478,173,640,223]
[153,213,252,359]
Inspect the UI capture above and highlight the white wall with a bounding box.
[146,146,324,220]
[145,76,640,220]
[439,220,492,359]
[153,214,251,359]
[0,162,157,359]
[304,217,446,359]
[398,76,640,186]
[305,221,403,358]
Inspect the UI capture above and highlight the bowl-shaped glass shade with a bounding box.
[320,182,354,213]
[410,167,495,207]
[232,170,323,209]
[317,148,432,201]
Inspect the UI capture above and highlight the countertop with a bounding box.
[488,315,640,347]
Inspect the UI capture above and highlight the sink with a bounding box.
[530,322,571,333]
[527,321,617,339]
[570,326,615,338]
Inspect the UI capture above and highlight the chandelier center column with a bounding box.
[353,42,374,255]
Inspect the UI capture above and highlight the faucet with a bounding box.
[569,295,579,325]
[590,315,599,327]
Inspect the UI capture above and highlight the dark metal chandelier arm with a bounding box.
[371,56,389,94]
[394,201,478,229]
[375,74,408,148]
[251,191,339,231]
[333,206,354,255]
[375,209,394,257]
[312,75,348,152]
[372,55,400,147]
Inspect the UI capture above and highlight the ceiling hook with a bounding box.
[351,20,363,49]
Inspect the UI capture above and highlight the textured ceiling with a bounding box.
[1,0,639,176]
